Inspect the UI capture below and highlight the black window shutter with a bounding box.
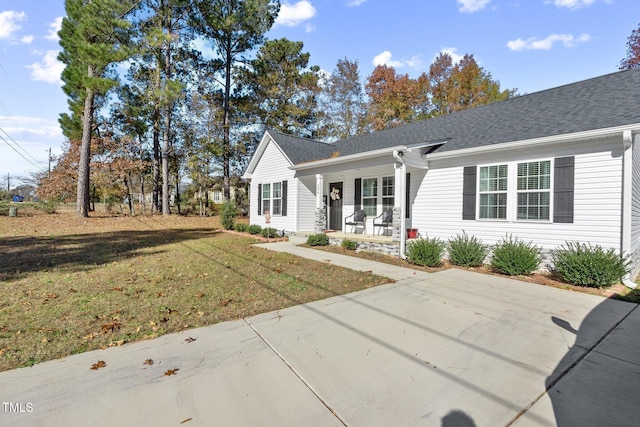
[405,173,411,218]
[257,184,262,215]
[462,166,477,220]
[554,156,574,223]
[354,178,362,210]
[282,180,288,216]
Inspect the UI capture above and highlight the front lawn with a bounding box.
[0,210,389,371]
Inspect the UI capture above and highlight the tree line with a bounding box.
[36,0,640,217]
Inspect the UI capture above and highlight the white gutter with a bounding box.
[393,150,407,259]
[291,146,405,171]
[621,130,637,289]
[425,124,640,161]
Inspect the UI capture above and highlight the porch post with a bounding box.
[315,174,326,233]
[393,162,405,245]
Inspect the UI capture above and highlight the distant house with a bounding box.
[243,69,640,283]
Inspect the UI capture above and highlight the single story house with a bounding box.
[242,69,640,284]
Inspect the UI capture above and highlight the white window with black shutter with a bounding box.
[463,157,574,223]
[257,180,288,216]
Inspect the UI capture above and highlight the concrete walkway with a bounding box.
[1,242,638,426]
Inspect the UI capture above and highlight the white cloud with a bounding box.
[438,47,464,63]
[0,115,63,139]
[275,1,316,28]
[20,35,34,44]
[507,33,590,51]
[547,0,611,9]
[26,50,65,84]
[0,11,26,40]
[372,51,426,70]
[457,0,491,13]
[373,51,404,68]
[347,0,367,6]
[45,16,63,41]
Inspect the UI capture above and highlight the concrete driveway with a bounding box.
[0,248,638,426]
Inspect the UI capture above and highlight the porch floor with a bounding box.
[295,230,394,244]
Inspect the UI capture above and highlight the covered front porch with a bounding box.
[293,145,432,258]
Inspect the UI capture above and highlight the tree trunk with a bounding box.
[152,107,161,213]
[76,65,95,218]
[175,174,181,215]
[124,174,134,215]
[222,42,232,202]
[161,13,172,216]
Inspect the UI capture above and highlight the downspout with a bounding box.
[621,130,637,289]
[393,150,407,259]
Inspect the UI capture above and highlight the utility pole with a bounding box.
[6,173,9,193]
[48,147,52,177]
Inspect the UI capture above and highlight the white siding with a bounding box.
[297,176,316,232]
[412,140,623,252]
[249,141,297,232]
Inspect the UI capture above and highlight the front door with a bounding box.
[328,182,343,230]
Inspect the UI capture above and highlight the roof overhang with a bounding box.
[290,140,447,171]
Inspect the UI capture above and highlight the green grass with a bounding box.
[0,213,389,371]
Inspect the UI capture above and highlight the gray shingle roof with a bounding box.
[266,130,335,164]
[269,68,640,163]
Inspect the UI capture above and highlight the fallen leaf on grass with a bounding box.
[101,322,123,333]
[184,336,196,343]
[90,360,107,370]
[164,368,179,376]
[219,298,233,307]
[143,359,154,366]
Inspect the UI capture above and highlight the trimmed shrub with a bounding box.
[261,227,279,238]
[552,242,630,287]
[341,239,357,251]
[219,202,238,230]
[405,237,445,267]
[234,223,249,233]
[447,232,487,267]
[248,224,262,235]
[490,235,541,276]
[307,233,329,246]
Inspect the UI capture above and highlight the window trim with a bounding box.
[478,164,508,220]
[516,160,552,221]
[361,177,378,217]
[382,176,395,212]
[475,158,554,222]
[262,183,272,215]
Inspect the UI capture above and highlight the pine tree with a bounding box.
[58,0,138,217]
[191,0,279,201]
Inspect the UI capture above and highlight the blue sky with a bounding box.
[0,0,638,182]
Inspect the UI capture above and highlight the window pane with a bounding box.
[262,184,270,199]
[363,198,377,217]
[363,178,377,197]
[479,193,506,219]
[272,199,282,215]
[273,182,281,198]
[382,176,394,197]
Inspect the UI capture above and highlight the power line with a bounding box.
[0,126,43,165]
[0,132,43,169]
